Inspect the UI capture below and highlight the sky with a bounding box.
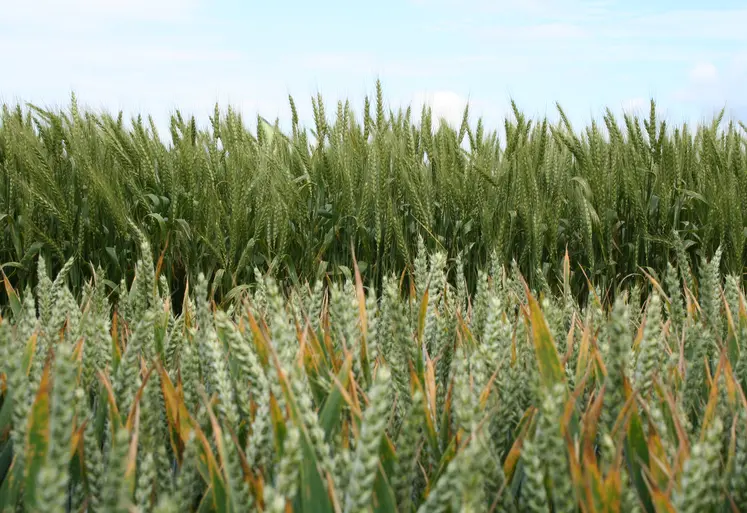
[1,0,746,135]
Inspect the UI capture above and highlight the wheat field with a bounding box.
[1,83,745,307]
[1,85,747,512]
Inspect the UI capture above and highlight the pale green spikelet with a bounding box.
[99,428,133,513]
[329,280,362,378]
[136,451,158,513]
[414,234,429,297]
[81,283,113,389]
[364,285,379,369]
[114,309,156,418]
[472,270,491,340]
[215,309,266,421]
[415,452,461,513]
[269,425,301,512]
[179,333,201,413]
[435,299,456,417]
[537,382,575,513]
[724,274,741,334]
[153,495,178,513]
[175,432,203,511]
[728,407,747,509]
[601,297,631,439]
[245,376,272,471]
[392,390,425,511]
[453,346,479,432]
[83,403,105,512]
[380,277,411,419]
[519,435,549,513]
[16,286,38,348]
[288,365,335,475]
[634,290,664,395]
[673,416,724,512]
[203,325,240,428]
[684,325,714,424]
[223,431,253,512]
[136,365,171,509]
[664,261,685,339]
[344,365,392,513]
[672,232,694,293]
[454,251,467,317]
[423,251,447,356]
[34,340,77,512]
[164,315,185,379]
[698,245,722,329]
[252,267,268,317]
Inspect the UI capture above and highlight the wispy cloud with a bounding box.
[411,0,613,18]
[475,22,588,41]
[440,6,747,62]
[672,56,747,120]
[0,0,199,24]
[612,9,747,41]
[299,52,529,78]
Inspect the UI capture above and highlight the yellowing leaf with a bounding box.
[1,271,21,319]
[24,364,51,508]
[525,288,565,389]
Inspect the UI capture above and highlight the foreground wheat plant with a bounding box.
[1,231,746,512]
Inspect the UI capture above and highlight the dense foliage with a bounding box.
[1,232,746,512]
[2,83,746,308]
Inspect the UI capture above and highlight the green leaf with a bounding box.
[198,434,229,513]
[298,432,334,513]
[147,212,167,235]
[20,242,44,266]
[372,436,399,513]
[105,247,120,270]
[319,354,353,440]
[145,193,161,209]
[0,441,13,485]
[0,388,13,435]
[624,402,654,513]
[0,457,23,511]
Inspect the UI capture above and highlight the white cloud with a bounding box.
[411,91,470,128]
[671,57,747,121]
[688,62,718,84]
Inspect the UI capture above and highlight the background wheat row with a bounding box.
[0,231,746,512]
[1,82,745,310]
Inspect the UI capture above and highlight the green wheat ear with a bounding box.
[634,290,664,395]
[344,365,392,513]
[674,416,724,512]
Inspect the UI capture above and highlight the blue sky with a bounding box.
[1,0,746,134]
